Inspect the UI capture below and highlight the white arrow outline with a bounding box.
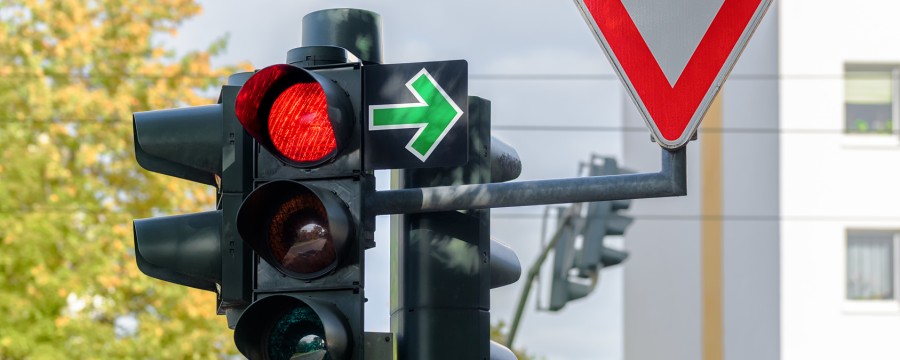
[368,68,464,162]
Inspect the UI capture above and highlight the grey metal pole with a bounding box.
[372,146,686,215]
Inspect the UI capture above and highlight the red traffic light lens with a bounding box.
[235,64,350,167]
[268,191,337,276]
[268,82,337,163]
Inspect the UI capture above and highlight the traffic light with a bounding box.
[547,206,592,311]
[575,157,633,275]
[230,56,371,360]
[132,73,254,313]
[392,97,521,359]
[130,6,697,358]
[548,157,632,311]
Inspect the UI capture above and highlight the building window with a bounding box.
[845,64,900,134]
[847,230,897,301]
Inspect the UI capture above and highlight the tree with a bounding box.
[0,1,249,358]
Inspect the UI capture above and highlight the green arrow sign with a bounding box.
[368,68,464,162]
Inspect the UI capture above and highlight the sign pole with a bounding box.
[371,146,686,215]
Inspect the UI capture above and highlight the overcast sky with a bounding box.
[168,1,630,359]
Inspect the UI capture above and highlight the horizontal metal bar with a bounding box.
[371,146,686,215]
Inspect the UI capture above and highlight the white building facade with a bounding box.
[780,0,900,359]
[623,1,900,359]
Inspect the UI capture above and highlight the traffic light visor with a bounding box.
[132,104,223,186]
[237,181,350,279]
[234,295,350,360]
[235,64,352,167]
[133,211,222,292]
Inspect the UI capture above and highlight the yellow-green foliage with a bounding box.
[0,1,250,358]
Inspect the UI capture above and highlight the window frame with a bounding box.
[844,229,900,314]
[844,63,900,136]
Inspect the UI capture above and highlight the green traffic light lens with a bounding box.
[268,191,338,277]
[268,306,330,360]
[233,295,351,360]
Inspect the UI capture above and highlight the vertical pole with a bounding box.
[301,8,383,64]
[391,97,492,359]
[701,93,724,360]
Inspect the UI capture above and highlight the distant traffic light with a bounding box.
[548,157,633,311]
[575,158,633,275]
[231,57,370,360]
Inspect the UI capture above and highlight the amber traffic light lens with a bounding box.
[268,191,338,277]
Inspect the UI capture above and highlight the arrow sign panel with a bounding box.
[369,69,463,162]
[364,60,468,170]
[575,0,773,149]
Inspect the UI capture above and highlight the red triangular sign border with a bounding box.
[576,0,773,148]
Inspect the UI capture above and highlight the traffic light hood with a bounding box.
[133,104,223,186]
[133,211,223,292]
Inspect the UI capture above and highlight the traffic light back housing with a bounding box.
[133,104,223,186]
[133,211,222,292]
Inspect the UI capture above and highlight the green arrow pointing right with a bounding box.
[368,68,463,162]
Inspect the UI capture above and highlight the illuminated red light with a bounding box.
[268,82,337,163]
[234,64,340,166]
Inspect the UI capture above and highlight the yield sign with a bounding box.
[576,0,773,149]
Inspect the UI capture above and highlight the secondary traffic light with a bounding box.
[132,74,253,313]
[231,57,370,360]
[575,157,633,275]
[548,206,592,311]
[392,97,521,359]
[548,157,633,311]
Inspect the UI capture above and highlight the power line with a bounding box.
[0,72,855,81]
[469,73,848,81]
[0,118,874,136]
[492,213,900,222]
[491,125,850,135]
[1,207,899,223]
[0,73,230,80]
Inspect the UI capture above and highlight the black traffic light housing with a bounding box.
[230,52,371,360]
[132,76,254,313]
